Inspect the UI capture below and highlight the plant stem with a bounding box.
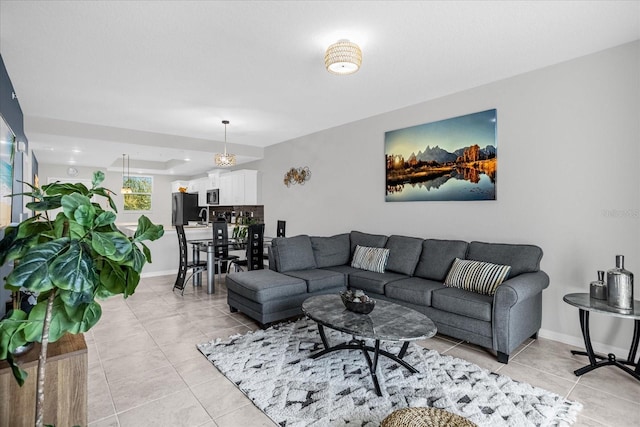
[35,289,56,427]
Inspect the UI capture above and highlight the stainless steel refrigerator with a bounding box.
[171,192,200,226]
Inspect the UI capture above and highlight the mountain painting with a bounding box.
[385,109,497,202]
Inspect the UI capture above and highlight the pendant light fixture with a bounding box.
[324,39,362,75]
[215,120,236,167]
[120,154,132,194]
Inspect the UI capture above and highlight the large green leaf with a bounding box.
[0,225,18,265]
[22,301,46,342]
[6,238,69,292]
[96,232,132,262]
[91,171,105,188]
[61,192,92,222]
[139,242,152,263]
[26,195,63,212]
[123,269,141,298]
[124,245,147,271]
[98,259,127,295]
[43,181,90,197]
[16,217,51,239]
[49,241,96,292]
[59,288,94,308]
[73,203,96,227]
[64,301,102,333]
[23,297,75,343]
[133,215,165,242]
[94,211,116,227]
[0,309,28,360]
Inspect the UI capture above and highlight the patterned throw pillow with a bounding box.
[351,245,390,273]
[444,258,511,295]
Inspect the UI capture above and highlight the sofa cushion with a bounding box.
[349,270,407,295]
[384,235,423,276]
[284,269,345,293]
[350,231,388,256]
[384,277,444,307]
[321,265,361,285]
[311,233,350,268]
[466,241,542,277]
[414,239,469,281]
[351,245,390,273]
[444,258,511,296]
[431,287,494,322]
[271,235,317,272]
[225,270,307,303]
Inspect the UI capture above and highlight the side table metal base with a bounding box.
[310,324,418,396]
[572,309,640,381]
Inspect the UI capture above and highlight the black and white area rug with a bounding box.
[197,319,582,427]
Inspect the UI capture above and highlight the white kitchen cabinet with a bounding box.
[208,171,221,189]
[190,177,210,206]
[219,170,260,205]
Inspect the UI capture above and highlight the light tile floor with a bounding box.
[86,274,640,426]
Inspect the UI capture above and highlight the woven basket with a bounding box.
[380,407,477,427]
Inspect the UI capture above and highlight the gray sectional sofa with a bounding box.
[225,230,549,363]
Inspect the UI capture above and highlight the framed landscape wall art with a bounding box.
[385,109,497,202]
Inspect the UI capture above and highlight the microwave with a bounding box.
[206,189,220,205]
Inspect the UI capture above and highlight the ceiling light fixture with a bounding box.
[120,154,132,194]
[324,39,362,75]
[215,120,236,167]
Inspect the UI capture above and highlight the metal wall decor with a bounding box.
[284,167,311,187]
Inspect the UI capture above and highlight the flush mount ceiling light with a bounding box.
[324,39,362,75]
[215,120,236,167]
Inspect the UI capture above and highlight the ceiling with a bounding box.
[1,1,638,177]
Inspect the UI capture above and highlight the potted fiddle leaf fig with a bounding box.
[0,171,164,427]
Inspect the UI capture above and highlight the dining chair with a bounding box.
[230,223,265,272]
[212,220,239,283]
[173,225,208,295]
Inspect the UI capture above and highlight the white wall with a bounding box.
[249,41,640,352]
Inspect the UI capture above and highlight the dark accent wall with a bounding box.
[0,54,29,317]
[0,54,29,222]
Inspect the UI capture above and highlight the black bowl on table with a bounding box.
[340,292,376,314]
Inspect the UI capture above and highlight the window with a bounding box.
[124,176,152,211]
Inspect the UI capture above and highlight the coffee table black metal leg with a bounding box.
[317,324,330,349]
[398,341,410,359]
[361,340,382,396]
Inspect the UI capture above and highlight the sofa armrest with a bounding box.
[494,271,550,307]
[492,271,549,357]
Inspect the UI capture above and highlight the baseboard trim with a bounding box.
[141,269,177,278]
[538,328,628,358]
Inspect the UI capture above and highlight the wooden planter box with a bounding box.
[0,334,88,427]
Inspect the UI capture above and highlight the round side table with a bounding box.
[563,292,640,381]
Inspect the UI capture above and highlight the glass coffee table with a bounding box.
[302,294,437,396]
